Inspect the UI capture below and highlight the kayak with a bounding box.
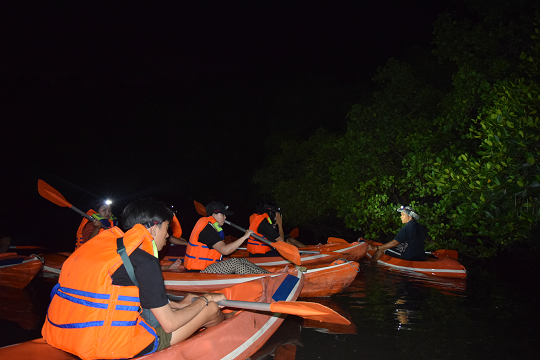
[40,252,70,277]
[229,251,343,266]
[44,251,358,297]
[364,240,467,279]
[162,259,360,298]
[298,241,368,262]
[0,253,44,288]
[0,270,305,360]
[0,286,40,330]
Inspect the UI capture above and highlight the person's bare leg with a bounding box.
[0,237,11,253]
[169,302,224,345]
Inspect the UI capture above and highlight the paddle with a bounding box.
[328,237,349,244]
[365,238,459,260]
[432,249,459,260]
[37,179,109,228]
[287,227,299,239]
[194,201,302,264]
[224,220,302,265]
[166,294,351,325]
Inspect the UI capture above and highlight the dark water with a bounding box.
[1,259,538,359]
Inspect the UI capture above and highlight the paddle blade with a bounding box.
[270,301,351,325]
[289,228,299,238]
[38,179,72,208]
[433,249,459,260]
[194,200,207,216]
[328,237,349,244]
[170,214,182,238]
[272,241,302,266]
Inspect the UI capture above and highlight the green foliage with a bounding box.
[254,2,540,258]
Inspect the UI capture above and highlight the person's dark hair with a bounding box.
[121,198,173,230]
[255,202,280,215]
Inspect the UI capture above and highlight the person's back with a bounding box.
[395,219,427,261]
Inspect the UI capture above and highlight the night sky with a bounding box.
[1,0,465,249]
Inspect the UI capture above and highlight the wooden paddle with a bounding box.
[166,294,351,325]
[37,179,109,228]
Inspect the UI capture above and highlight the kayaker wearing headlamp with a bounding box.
[247,203,286,257]
[368,205,428,263]
[43,198,227,359]
[75,198,118,249]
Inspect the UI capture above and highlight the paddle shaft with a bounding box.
[167,294,272,312]
[236,246,321,254]
[71,204,95,222]
[224,220,273,246]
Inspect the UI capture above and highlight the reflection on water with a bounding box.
[1,259,538,359]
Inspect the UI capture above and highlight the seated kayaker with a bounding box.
[184,201,270,274]
[75,198,118,249]
[368,205,428,262]
[247,203,285,257]
[43,198,227,359]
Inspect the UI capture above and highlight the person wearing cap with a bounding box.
[184,201,270,274]
[75,199,118,249]
[368,205,428,262]
[247,203,286,257]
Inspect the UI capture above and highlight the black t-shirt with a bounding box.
[257,218,280,241]
[198,223,224,249]
[394,220,428,261]
[111,248,168,309]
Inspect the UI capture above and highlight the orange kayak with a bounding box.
[0,270,305,360]
[298,241,368,262]
[365,240,467,279]
[44,253,358,297]
[162,259,359,298]
[40,252,70,277]
[0,286,40,330]
[0,253,44,288]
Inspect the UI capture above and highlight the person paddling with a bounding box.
[184,201,271,274]
[75,199,118,249]
[43,198,227,359]
[247,203,286,257]
[368,205,428,263]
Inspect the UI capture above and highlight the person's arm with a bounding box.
[212,229,253,255]
[81,219,102,242]
[168,235,188,246]
[369,240,399,262]
[151,292,226,333]
[258,220,284,243]
[275,213,285,241]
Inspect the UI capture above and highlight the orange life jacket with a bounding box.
[247,213,274,254]
[184,216,223,270]
[42,224,158,360]
[75,209,118,250]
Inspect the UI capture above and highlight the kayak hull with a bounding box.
[0,253,44,289]
[0,270,304,360]
[298,241,368,262]
[163,259,359,298]
[365,241,467,279]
